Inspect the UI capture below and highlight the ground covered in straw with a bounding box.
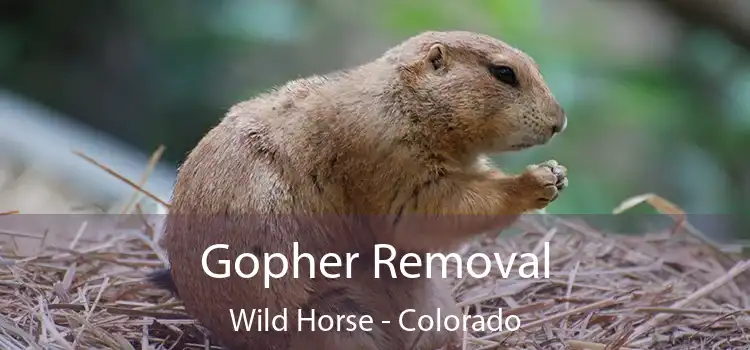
[1,205,750,349]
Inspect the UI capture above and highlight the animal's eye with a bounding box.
[489,65,518,87]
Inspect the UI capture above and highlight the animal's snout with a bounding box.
[550,106,567,136]
[552,115,567,135]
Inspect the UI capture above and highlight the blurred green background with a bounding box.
[0,0,748,239]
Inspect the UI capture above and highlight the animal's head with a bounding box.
[383,31,567,154]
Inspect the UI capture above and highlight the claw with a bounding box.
[549,192,559,202]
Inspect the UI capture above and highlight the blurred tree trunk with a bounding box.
[643,0,750,50]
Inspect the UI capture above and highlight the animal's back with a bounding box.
[160,75,389,349]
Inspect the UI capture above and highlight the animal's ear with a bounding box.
[424,43,449,71]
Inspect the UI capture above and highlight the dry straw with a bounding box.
[1,148,749,349]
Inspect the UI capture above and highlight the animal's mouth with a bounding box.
[508,143,534,150]
[508,134,551,150]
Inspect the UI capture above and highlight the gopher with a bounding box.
[149,30,568,350]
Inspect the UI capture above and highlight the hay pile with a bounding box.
[1,152,749,349]
[1,208,749,350]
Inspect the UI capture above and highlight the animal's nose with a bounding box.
[552,114,567,135]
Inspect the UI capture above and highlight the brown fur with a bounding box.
[154,30,568,350]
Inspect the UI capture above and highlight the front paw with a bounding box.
[518,160,567,209]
